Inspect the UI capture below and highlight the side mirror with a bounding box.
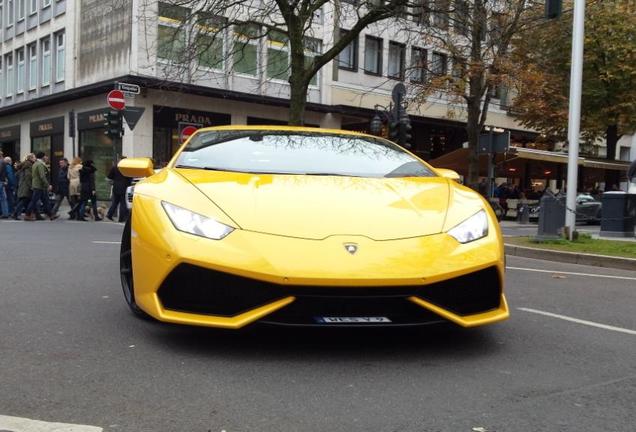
[436,168,461,182]
[118,158,154,178]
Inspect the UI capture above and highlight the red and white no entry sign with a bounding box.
[180,125,198,143]
[107,90,126,111]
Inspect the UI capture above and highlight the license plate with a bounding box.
[315,316,392,324]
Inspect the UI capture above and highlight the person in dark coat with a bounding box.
[3,156,17,213]
[70,160,101,221]
[12,154,35,219]
[51,158,71,215]
[24,152,58,221]
[106,157,132,222]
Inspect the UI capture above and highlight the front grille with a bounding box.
[157,264,502,321]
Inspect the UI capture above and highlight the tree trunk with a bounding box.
[465,98,482,189]
[603,124,620,190]
[288,81,308,126]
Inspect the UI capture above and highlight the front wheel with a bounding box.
[120,217,152,320]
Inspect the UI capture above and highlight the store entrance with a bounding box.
[30,117,65,191]
[0,141,18,161]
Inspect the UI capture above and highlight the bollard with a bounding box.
[517,203,530,224]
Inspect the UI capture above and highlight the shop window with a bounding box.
[233,23,259,76]
[16,49,25,94]
[338,29,357,71]
[388,42,405,80]
[267,30,289,80]
[195,13,225,70]
[364,36,382,76]
[410,47,427,83]
[5,54,12,97]
[28,43,37,90]
[41,37,51,86]
[55,31,65,83]
[158,2,189,63]
[304,37,321,86]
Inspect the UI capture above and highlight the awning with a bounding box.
[583,159,630,171]
[505,147,584,165]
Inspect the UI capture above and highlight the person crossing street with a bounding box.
[24,152,58,221]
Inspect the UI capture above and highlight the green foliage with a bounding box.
[513,1,636,144]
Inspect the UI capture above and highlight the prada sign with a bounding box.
[30,117,65,137]
[0,125,20,143]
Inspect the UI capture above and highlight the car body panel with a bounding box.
[124,126,509,329]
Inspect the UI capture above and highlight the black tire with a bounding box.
[120,217,153,320]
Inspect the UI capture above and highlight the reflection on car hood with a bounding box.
[176,169,450,240]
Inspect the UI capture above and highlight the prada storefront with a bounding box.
[78,108,120,200]
[30,117,65,189]
[0,125,21,161]
[153,106,231,166]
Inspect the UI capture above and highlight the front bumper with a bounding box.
[130,196,508,328]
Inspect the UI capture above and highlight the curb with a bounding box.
[505,244,636,271]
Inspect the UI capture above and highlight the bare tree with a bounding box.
[140,0,413,125]
[409,0,537,187]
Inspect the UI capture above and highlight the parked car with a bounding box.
[528,193,602,224]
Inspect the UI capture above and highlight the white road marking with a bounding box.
[91,241,121,245]
[0,415,102,431]
[518,307,636,336]
[507,266,636,281]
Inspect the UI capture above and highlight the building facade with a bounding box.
[0,0,541,198]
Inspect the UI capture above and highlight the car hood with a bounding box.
[175,169,450,240]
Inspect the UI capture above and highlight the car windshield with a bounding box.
[174,130,435,178]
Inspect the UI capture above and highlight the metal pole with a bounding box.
[565,0,586,240]
[488,129,494,198]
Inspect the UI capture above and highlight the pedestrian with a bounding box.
[70,160,101,221]
[106,157,132,222]
[24,152,58,221]
[0,151,9,218]
[3,156,17,214]
[67,157,82,216]
[51,158,72,216]
[12,154,35,219]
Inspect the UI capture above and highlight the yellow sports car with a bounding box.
[118,126,508,329]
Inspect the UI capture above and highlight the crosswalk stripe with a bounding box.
[0,415,102,432]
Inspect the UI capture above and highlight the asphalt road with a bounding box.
[1,219,635,432]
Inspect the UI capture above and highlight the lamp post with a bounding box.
[564,0,586,240]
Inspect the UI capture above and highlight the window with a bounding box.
[6,54,13,97]
[8,0,14,26]
[451,57,465,80]
[338,29,357,71]
[232,23,259,76]
[17,0,24,19]
[432,0,449,30]
[55,31,64,82]
[0,58,3,100]
[304,37,321,86]
[364,36,382,75]
[195,13,225,70]
[410,47,426,83]
[29,0,35,14]
[16,49,25,93]
[388,42,405,80]
[41,37,51,86]
[431,52,447,76]
[42,0,50,7]
[619,147,631,162]
[412,0,430,25]
[157,2,188,62]
[266,30,289,80]
[28,43,36,90]
[454,0,469,36]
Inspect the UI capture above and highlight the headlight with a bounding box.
[162,202,234,240]
[447,210,488,243]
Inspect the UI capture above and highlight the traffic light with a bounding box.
[104,110,123,140]
[398,109,412,148]
[388,119,400,142]
[545,0,562,18]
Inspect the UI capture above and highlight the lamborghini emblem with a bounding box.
[344,243,358,255]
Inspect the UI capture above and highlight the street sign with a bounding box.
[180,125,198,143]
[117,82,141,95]
[122,107,146,131]
[478,131,510,154]
[107,90,126,111]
